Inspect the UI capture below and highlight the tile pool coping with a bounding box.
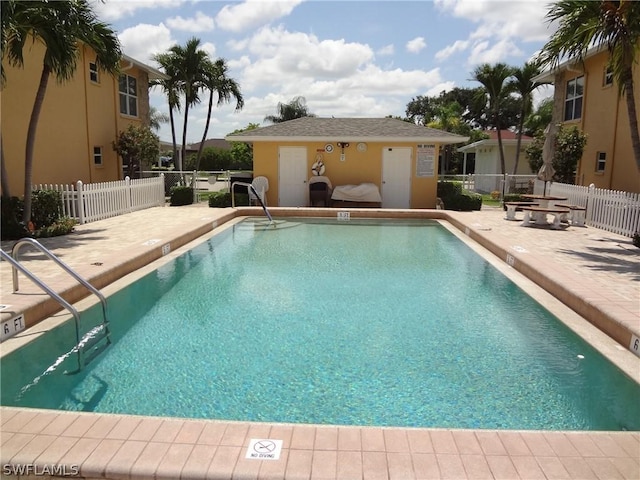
[1,206,639,479]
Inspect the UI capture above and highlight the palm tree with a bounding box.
[169,38,210,170]
[194,58,244,173]
[471,63,516,176]
[538,0,640,171]
[151,51,182,164]
[508,62,545,175]
[264,96,315,123]
[2,0,121,223]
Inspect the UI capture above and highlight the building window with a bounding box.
[93,146,103,166]
[119,74,138,116]
[89,62,99,83]
[596,152,606,172]
[603,65,613,87]
[564,75,584,121]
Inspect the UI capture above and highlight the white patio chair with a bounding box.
[248,176,269,206]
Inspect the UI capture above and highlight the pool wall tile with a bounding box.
[434,453,466,479]
[362,451,388,479]
[130,441,171,478]
[104,439,147,479]
[180,444,217,479]
[337,426,361,451]
[269,424,294,446]
[387,452,415,479]
[290,425,316,450]
[58,437,101,467]
[497,431,532,456]
[33,435,78,464]
[310,449,338,478]
[543,432,581,457]
[451,431,481,455]
[314,426,338,450]
[62,414,98,438]
[485,455,519,479]
[150,419,184,443]
[246,422,272,442]
[336,450,362,477]
[2,410,39,432]
[128,418,163,442]
[406,429,433,454]
[460,454,492,479]
[84,415,119,439]
[207,445,241,478]
[39,413,78,436]
[198,421,226,445]
[258,447,289,479]
[383,428,410,453]
[220,422,249,446]
[566,433,606,457]
[174,420,205,444]
[80,438,124,478]
[105,417,142,440]
[475,431,507,456]
[606,433,640,457]
[536,455,571,479]
[519,431,555,456]
[20,412,58,434]
[560,456,599,479]
[154,443,194,479]
[285,449,313,478]
[360,427,385,452]
[411,452,440,478]
[510,455,547,479]
[429,431,458,454]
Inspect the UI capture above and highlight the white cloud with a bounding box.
[406,37,427,54]
[118,23,175,64]
[377,44,395,56]
[215,0,304,32]
[92,0,182,22]
[435,40,469,61]
[166,11,215,33]
[467,38,522,66]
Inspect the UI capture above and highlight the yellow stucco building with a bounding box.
[226,117,469,208]
[536,44,640,194]
[1,42,166,197]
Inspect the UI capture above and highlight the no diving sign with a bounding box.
[245,439,283,460]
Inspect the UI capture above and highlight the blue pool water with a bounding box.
[2,218,638,430]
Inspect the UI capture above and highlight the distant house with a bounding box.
[2,41,167,195]
[185,139,232,156]
[226,117,468,208]
[534,44,640,194]
[457,130,534,193]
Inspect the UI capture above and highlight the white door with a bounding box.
[278,146,308,206]
[382,147,412,208]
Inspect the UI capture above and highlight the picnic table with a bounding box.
[521,205,571,230]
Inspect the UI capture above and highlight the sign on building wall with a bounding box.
[416,144,436,177]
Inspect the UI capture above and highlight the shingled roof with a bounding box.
[225,117,469,144]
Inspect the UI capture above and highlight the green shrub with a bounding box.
[31,189,63,229]
[35,217,76,238]
[437,181,481,211]
[1,196,28,240]
[208,191,250,207]
[170,186,194,206]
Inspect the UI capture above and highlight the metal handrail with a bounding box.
[10,237,108,325]
[0,249,83,371]
[232,181,273,222]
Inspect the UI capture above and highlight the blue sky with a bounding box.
[92,0,558,144]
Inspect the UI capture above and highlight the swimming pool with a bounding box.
[1,217,638,431]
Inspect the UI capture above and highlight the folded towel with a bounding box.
[331,183,381,202]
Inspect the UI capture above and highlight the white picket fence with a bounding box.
[534,180,640,237]
[33,176,165,224]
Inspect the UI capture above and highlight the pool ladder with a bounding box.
[231,181,273,222]
[0,238,111,373]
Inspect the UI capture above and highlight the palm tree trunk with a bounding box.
[180,103,189,175]
[194,90,214,174]
[169,107,178,166]
[22,63,51,224]
[623,73,640,171]
[512,114,525,175]
[1,134,10,199]
[496,123,506,175]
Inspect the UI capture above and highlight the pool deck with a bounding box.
[1,204,639,479]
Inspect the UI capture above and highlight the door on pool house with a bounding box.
[278,146,308,206]
[381,146,411,208]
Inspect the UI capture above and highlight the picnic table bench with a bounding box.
[521,205,571,230]
[555,203,587,226]
[504,201,539,221]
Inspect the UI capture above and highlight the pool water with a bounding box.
[2,218,638,430]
